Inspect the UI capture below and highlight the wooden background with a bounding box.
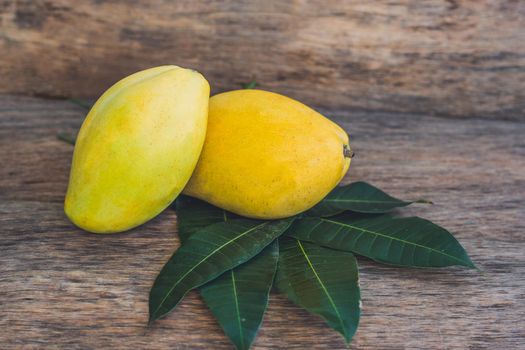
[1,0,525,349]
[1,96,524,349]
[0,0,524,119]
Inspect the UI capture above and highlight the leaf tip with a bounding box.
[147,313,155,325]
[457,255,477,270]
[147,307,161,326]
[57,131,76,145]
[415,199,434,205]
[468,260,480,271]
[341,330,356,346]
[232,341,251,350]
[242,80,258,89]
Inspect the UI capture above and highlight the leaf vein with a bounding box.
[296,240,347,339]
[231,270,244,349]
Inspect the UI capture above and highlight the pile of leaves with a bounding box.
[148,182,475,349]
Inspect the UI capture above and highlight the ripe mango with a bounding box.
[183,89,352,219]
[65,66,209,233]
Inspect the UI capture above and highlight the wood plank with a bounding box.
[1,1,524,119]
[0,95,524,349]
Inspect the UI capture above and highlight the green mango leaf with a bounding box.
[276,238,360,343]
[175,195,241,243]
[149,218,293,323]
[288,214,475,268]
[176,196,280,349]
[200,240,279,350]
[242,80,258,89]
[56,131,77,145]
[69,98,92,110]
[308,181,432,216]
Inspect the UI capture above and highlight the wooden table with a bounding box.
[1,95,524,349]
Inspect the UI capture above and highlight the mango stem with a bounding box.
[343,145,354,158]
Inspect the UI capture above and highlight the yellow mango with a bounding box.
[65,66,209,233]
[183,89,352,219]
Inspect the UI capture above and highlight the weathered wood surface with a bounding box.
[1,95,524,349]
[1,0,524,120]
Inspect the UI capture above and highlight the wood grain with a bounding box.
[1,95,524,349]
[0,0,524,119]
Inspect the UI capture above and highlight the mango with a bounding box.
[65,66,209,233]
[183,89,352,219]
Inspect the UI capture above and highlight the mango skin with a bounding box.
[183,89,351,219]
[65,66,209,233]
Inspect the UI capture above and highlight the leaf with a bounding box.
[275,238,360,343]
[176,196,279,349]
[242,80,258,89]
[69,98,92,110]
[200,240,279,350]
[149,218,293,323]
[288,214,475,268]
[57,131,76,145]
[308,181,432,216]
[175,195,241,243]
